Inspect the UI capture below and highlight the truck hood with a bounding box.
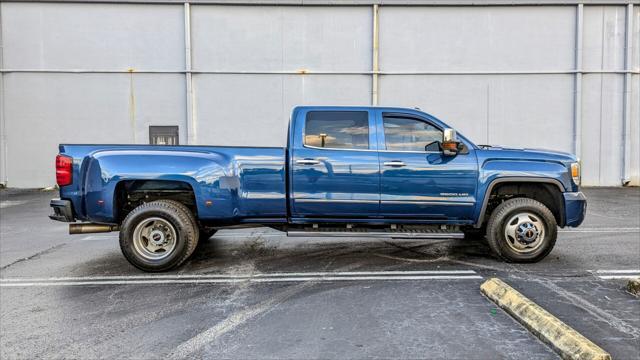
[478,145,577,162]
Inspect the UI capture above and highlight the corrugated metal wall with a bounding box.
[0,1,638,188]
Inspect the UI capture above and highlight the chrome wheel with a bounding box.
[503,212,545,254]
[132,217,177,260]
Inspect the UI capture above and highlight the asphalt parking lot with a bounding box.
[1,187,639,359]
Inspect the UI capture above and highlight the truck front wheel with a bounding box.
[119,200,199,272]
[486,198,557,263]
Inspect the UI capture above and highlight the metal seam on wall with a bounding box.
[184,2,196,145]
[4,1,639,6]
[574,4,583,160]
[372,4,379,106]
[128,69,136,143]
[0,3,6,186]
[1,69,638,74]
[621,3,634,185]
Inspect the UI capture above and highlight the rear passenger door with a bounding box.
[291,110,380,218]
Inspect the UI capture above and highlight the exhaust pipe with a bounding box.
[69,223,118,235]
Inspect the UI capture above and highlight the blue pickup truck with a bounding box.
[50,106,586,271]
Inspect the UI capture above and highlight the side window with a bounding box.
[383,117,442,152]
[304,111,369,150]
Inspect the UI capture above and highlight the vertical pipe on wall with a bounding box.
[184,3,196,145]
[574,4,584,160]
[621,3,634,185]
[0,3,7,186]
[372,4,379,106]
[128,69,137,143]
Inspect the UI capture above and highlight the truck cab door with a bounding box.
[376,112,478,221]
[290,109,380,218]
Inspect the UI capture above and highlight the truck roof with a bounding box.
[292,105,440,122]
[293,105,431,114]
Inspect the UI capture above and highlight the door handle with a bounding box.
[296,159,321,165]
[383,161,406,167]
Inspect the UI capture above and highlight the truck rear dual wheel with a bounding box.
[486,198,557,263]
[119,200,199,272]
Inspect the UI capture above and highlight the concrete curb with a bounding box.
[480,278,611,360]
[627,278,640,296]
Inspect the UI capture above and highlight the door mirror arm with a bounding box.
[424,141,441,152]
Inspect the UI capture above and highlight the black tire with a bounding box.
[486,197,557,263]
[161,200,200,259]
[119,200,199,272]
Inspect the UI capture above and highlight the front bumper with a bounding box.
[49,199,75,222]
[563,191,587,227]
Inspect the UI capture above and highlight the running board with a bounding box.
[287,230,464,239]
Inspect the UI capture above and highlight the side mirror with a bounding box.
[442,128,459,156]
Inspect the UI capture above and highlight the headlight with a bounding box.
[571,161,581,186]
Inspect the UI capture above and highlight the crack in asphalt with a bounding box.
[168,281,313,359]
[0,243,66,271]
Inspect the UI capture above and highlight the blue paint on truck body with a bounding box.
[56,106,586,228]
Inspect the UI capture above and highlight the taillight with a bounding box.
[56,155,73,186]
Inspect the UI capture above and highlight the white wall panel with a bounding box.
[579,6,630,186]
[193,74,370,146]
[583,6,627,71]
[4,73,130,187]
[2,2,184,70]
[379,75,574,153]
[379,6,575,71]
[191,6,371,71]
[131,75,187,144]
[379,75,489,142]
[0,2,638,187]
[581,74,625,186]
[3,73,186,187]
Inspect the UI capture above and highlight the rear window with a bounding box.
[304,111,369,150]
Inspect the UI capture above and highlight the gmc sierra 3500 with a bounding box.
[50,106,586,271]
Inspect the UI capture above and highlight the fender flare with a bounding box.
[475,177,565,227]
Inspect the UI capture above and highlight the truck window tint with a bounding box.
[383,117,442,152]
[305,111,369,149]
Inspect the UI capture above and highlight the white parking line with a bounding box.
[0,270,482,287]
[80,235,117,241]
[0,269,478,282]
[559,227,639,233]
[594,269,640,280]
[598,275,640,280]
[594,269,640,274]
[0,276,484,287]
[0,200,28,209]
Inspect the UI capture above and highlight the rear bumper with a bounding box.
[563,191,587,227]
[49,199,75,222]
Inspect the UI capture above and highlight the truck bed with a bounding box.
[58,144,287,223]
